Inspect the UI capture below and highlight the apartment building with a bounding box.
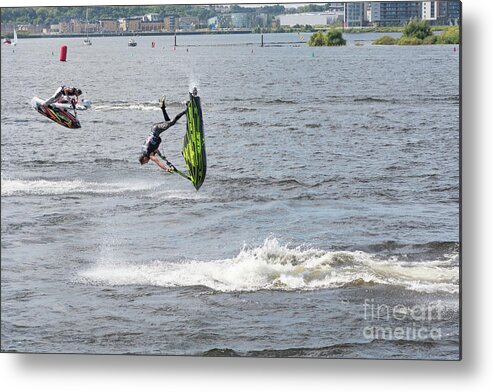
[100,19,119,33]
[368,1,422,26]
[422,1,460,25]
[345,2,367,27]
[164,15,176,32]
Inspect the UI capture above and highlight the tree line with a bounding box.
[0,4,299,25]
[373,18,460,45]
[1,6,212,25]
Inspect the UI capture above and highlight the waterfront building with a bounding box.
[164,16,176,32]
[0,1,462,37]
[178,16,200,31]
[439,0,460,24]
[59,21,72,34]
[141,14,164,32]
[140,21,164,32]
[86,22,99,34]
[207,16,218,29]
[326,2,345,13]
[71,19,84,34]
[422,1,460,25]
[206,15,242,29]
[250,13,271,29]
[345,2,366,27]
[143,13,161,22]
[49,24,60,34]
[100,19,119,33]
[14,23,45,34]
[231,12,253,29]
[368,2,422,26]
[422,1,437,20]
[119,17,141,32]
[278,11,343,27]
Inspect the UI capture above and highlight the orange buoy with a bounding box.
[60,45,67,61]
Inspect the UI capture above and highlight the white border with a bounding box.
[2,0,493,390]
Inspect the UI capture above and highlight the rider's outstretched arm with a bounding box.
[149,155,171,172]
[157,150,176,170]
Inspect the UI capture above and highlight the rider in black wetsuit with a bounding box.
[139,96,187,172]
[44,86,82,108]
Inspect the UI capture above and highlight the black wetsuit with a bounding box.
[45,86,78,106]
[142,106,187,157]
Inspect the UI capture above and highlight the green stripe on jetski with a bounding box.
[182,91,206,190]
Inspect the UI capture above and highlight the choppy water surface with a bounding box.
[1,33,460,359]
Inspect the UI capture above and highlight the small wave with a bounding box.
[230,107,257,112]
[1,178,158,196]
[93,158,128,164]
[227,98,297,105]
[240,121,261,127]
[202,338,457,358]
[202,342,368,358]
[266,99,297,105]
[363,241,459,262]
[354,97,392,103]
[212,176,316,189]
[79,238,459,294]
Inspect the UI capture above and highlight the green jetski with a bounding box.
[171,88,207,191]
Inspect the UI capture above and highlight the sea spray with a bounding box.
[79,238,459,294]
[1,178,158,196]
[93,102,163,112]
[189,75,199,94]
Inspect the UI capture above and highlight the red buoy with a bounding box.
[60,45,67,61]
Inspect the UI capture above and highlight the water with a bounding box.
[1,33,460,359]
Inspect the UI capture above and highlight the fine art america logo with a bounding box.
[363,298,445,341]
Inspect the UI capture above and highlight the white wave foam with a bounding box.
[79,238,459,294]
[1,178,158,196]
[93,103,159,112]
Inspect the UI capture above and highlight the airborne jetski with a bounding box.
[31,97,91,129]
[169,87,207,190]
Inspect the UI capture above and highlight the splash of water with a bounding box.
[79,238,459,294]
[1,178,157,196]
[189,75,199,94]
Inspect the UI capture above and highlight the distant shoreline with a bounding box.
[8,26,455,40]
[11,30,265,39]
[8,28,416,40]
